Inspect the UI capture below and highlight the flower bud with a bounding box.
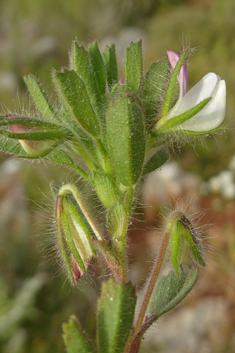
[55,194,95,285]
[9,123,58,156]
[0,115,72,157]
[167,211,205,274]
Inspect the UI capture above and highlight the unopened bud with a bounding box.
[55,194,95,285]
[167,211,205,274]
[10,123,57,156]
[0,115,72,157]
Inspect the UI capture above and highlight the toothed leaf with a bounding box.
[53,69,100,137]
[69,42,102,118]
[125,40,143,94]
[88,41,106,98]
[63,315,96,353]
[103,44,118,90]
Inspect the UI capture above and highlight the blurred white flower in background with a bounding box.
[203,157,235,200]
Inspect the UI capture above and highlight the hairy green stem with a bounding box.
[92,240,129,282]
[95,137,112,174]
[69,139,96,171]
[70,164,93,184]
[117,186,135,279]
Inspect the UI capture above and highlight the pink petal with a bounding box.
[167,50,188,97]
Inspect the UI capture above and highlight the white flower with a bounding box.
[165,50,226,132]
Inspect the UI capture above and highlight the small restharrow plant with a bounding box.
[0,39,226,353]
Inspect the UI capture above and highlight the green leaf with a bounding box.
[93,171,121,209]
[70,128,102,170]
[109,83,125,100]
[45,149,91,181]
[69,42,91,83]
[53,69,100,137]
[150,268,199,318]
[97,279,136,353]
[69,42,101,117]
[103,44,118,90]
[142,61,170,129]
[23,75,58,122]
[106,93,145,186]
[0,116,61,129]
[88,41,107,98]
[46,149,74,166]
[125,40,143,94]
[142,147,169,176]
[63,315,96,353]
[0,129,71,141]
[0,121,72,157]
[107,200,126,239]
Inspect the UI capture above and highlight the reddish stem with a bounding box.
[134,230,171,334]
[123,226,173,353]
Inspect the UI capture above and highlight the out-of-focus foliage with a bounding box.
[0,0,235,352]
[0,0,167,92]
[0,274,46,353]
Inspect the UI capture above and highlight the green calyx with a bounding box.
[168,211,205,274]
[0,115,73,157]
[55,194,95,285]
[154,97,212,133]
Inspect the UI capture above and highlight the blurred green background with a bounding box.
[1,0,235,352]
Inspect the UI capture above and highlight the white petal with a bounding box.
[180,79,226,131]
[175,73,219,115]
[165,73,219,120]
